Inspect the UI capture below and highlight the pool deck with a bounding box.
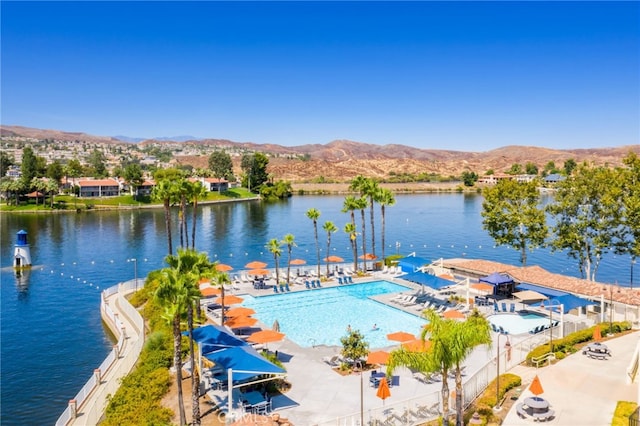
[201,273,639,425]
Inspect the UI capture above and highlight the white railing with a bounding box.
[55,279,145,426]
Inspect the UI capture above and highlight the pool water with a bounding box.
[242,281,428,349]
[488,312,550,335]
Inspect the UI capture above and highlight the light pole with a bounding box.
[540,299,563,353]
[603,284,620,336]
[493,331,505,412]
[356,360,364,425]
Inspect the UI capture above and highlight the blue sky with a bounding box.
[2,1,638,151]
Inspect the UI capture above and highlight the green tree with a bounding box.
[322,221,338,276]
[0,151,14,177]
[152,179,179,255]
[306,208,322,278]
[281,233,296,286]
[266,238,283,285]
[190,181,207,250]
[351,176,379,260]
[618,153,640,288]
[525,162,539,175]
[543,161,559,176]
[208,150,234,186]
[240,152,269,192]
[339,329,369,366]
[563,158,577,176]
[355,197,369,270]
[88,149,107,177]
[344,222,358,272]
[46,160,64,188]
[45,178,59,208]
[21,146,37,190]
[64,158,84,183]
[547,163,621,280]
[377,188,396,262]
[481,179,548,266]
[124,163,144,200]
[506,163,523,175]
[461,171,478,187]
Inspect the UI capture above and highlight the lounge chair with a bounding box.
[285,283,291,292]
[412,371,431,383]
[501,302,508,312]
[338,277,344,285]
[273,285,279,293]
[347,276,354,284]
[493,301,500,312]
[401,296,417,306]
[316,280,322,287]
[509,303,516,313]
[322,355,340,366]
[305,281,311,289]
[392,295,410,305]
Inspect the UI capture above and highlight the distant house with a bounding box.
[477,173,512,185]
[514,174,538,183]
[544,173,565,185]
[197,177,229,192]
[5,166,21,179]
[135,180,155,196]
[78,178,121,197]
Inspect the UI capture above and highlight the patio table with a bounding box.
[585,342,610,354]
[523,396,549,413]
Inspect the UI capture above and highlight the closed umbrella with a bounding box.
[387,331,416,342]
[593,324,602,342]
[529,375,544,396]
[272,320,280,332]
[245,261,267,269]
[376,377,391,405]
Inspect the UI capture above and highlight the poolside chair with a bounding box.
[509,303,516,313]
[337,277,344,285]
[322,355,340,366]
[273,285,279,294]
[501,302,508,312]
[285,283,291,292]
[401,296,417,306]
[316,280,322,287]
[493,301,500,312]
[305,281,311,289]
[348,276,354,284]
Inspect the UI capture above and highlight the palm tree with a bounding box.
[211,269,231,325]
[306,208,321,278]
[351,176,379,259]
[281,234,296,285]
[152,179,178,255]
[355,197,369,271]
[342,196,360,271]
[154,267,191,426]
[45,178,59,208]
[377,188,396,262]
[266,238,282,285]
[178,178,193,249]
[165,248,214,426]
[344,222,358,272]
[322,221,338,276]
[190,181,207,249]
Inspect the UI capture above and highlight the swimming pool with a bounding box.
[241,281,428,349]
[488,312,550,335]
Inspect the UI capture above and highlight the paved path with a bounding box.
[502,331,639,426]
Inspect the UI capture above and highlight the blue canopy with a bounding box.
[204,345,286,383]
[480,272,514,285]
[518,283,596,314]
[185,324,248,351]
[398,256,430,273]
[401,271,456,290]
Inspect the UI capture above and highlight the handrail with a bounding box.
[626,338,640,384]
[531,352,555,368]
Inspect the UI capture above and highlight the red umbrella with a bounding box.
[215,263,233,272]
[323,255,344,263]
[214,294,244,305]
[247,329,285,344]
[226,307,256,317]
[367,350,390,365]
[248,268,270,276]
[402,339,431,352]
[200,287,221,297]
[225,316,258,328]
[443,309,466,319]
[387,331,416,342]
[290,259,307,265]
[359,253,378,260]
[245,261,267,269]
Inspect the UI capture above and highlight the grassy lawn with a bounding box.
[0,188,259,212]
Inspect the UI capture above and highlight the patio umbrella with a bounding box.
[247,329,285,345]
[214,294,244,305]
[359,253,377,260]
[200,287,221,297]
[226,307,256,317]
[248,268,270,276]
[366,350,390,365]
[290,258,306,265]
[442,309,465,319]
[215,263,233,272]
[225,315,258,328]
[323,255,344,263]
[387,331,416,342]
[245,261,267,269]
[593,325,602,342]
[402,339,431,352]
[376,377,391,405]
[529,374,544,396]
[513,290,548,303]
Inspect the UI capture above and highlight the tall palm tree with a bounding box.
[178,179,193,249]
[281,234,296,285]
[211,269,231,325]
[190,181,207,250]
[165,248,214,426]
[322,221,338,276]
[152,179,178,255]
[354,197,369,271]
[342,196,360,271]
[154,267,191,426]
[266,238,282,285]
[377,188,396,262]
[351,176,379,259]
[344,222,358,272]
[306,208,321,278]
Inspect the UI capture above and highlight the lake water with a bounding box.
[0,193,632,424]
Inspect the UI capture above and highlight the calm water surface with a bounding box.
[0,194,631,424]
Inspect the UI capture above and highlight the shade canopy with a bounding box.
[200,287,222,297]
[215,263,233,272]
[248,268,270,276]
[397,256,430,273]
[401,272,456,290]
[214,294,244,305]
[359,253,378,260]
[518,282,598,313]
[225,316,258,328]
[512,290,548,303]
[367,350,390,365]
[442,309,465,319]
[245,261,267,269]
[470,283,495,293]
[226,307,256,317]
[290,259,306,265]
[401,339,431,352]
[204,345,285,383]
[387,331,416,342]
[323,255,344,262]
[186,325,247,352]
[479,272,514,285]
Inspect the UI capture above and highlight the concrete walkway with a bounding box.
[502,331,639,426]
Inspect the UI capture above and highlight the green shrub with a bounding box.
[612,401,638,426]
[475,373,521,415]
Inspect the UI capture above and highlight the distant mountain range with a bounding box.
[2,124,638,181]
